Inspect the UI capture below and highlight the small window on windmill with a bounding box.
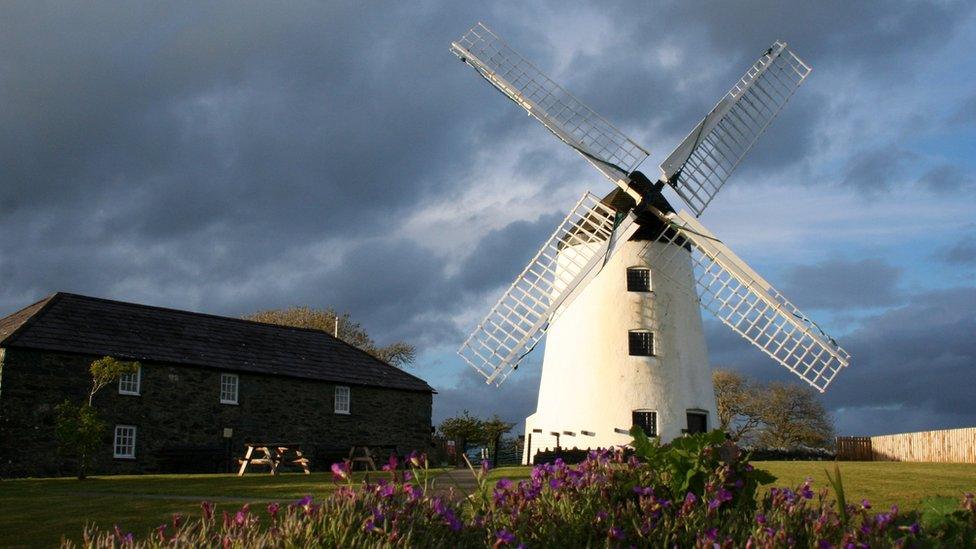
[626,267,651,292]
[632,410,657,437]
[628,330,654,356]
[686,411,708,435]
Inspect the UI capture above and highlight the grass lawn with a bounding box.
[0,471,395,548]
[3,462,975,547]
[486,461,976,512]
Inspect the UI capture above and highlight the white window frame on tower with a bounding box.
[220,373,239,405]
[113,425,137,459]
[118,365,141,396]
[628,330,655,356]
[632,409,658,437]
[334,386,350,415]
[626,267,652,292]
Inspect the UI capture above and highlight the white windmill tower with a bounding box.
[450,23,851,463]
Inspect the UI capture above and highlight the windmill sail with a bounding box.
[458,192,639,385]
[646,210,849,392]
[660,42,812,217]
[451,23,649,193]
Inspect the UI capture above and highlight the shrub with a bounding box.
[68,437,976,548]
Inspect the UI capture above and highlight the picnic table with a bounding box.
[237,442,311,476]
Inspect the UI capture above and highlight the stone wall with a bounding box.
[0,347,432,477]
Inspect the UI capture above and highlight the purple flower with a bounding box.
[481,460,491,475]
[267,502,280,518]
[860,499,871,509]
[705,527,718,541]
[756,513,766,525]
[201,501,215,521]
[496,478,513,491]
[549,478,563,490]
[382,453,399,472]
[234,510,246,526]
[633,486,654,497]
[496,529,516,545]
[331,461,350,481]
[378,482,396,498]
[608,526,625,541]
[296,495,314,507]
[443,510,462,532]
[800,480,815,499]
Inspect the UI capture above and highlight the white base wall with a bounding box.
[523,239,718,463]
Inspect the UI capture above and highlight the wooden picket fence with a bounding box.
[837,427,976,463]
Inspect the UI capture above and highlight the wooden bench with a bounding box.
[237,442,311,476]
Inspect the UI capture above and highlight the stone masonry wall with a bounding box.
[0,347,432,477]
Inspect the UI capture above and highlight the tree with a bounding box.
[713,369,835,449]
[438,410,485,467]
[56,356,139,479]
[757,382,835,449]
[712,369,764,442]
[244,306,416,368]
[481,415,516,467]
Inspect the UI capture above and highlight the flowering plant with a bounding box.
[68,436,976,548]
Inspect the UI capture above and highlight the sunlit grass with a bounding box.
[3,462,975,547]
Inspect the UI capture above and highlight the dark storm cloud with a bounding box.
[823,287,976,434]
[456,213,564,294]
[841,147,911,193]
[706,287,976,436]
[1,1,975,427]
[781,258,903,310]
[917,164,975,194]
[953,91,976,125]
[942,235,976,265]
[432,364,542,427]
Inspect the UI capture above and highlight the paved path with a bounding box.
[431,468,480,498]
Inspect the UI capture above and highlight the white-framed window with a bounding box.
[118,365,141,396]
[626,267,652,292]
[628,330,655,356]
[334,385,350,415]
[113,425,137,459]
[220,373,239,405]
[632,410,658,437]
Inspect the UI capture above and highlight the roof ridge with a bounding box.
[8,292,432,391]
[0,293,63,346]
[53,292,351,337]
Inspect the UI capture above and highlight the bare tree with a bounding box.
[712,369,764,442]
[757,381,835,449]
[245,306,416,368]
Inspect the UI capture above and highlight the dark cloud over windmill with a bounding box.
[1,1,975,434]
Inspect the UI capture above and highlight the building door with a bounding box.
[686,411,708,434]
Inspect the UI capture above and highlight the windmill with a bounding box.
[450,23,850,459]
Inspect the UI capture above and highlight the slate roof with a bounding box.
[0,293,434,393]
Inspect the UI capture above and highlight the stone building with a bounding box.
[0,293,434,477]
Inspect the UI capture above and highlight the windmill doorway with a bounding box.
[686,411,708,434]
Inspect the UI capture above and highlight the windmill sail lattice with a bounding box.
[458,192,639,385]
[451,23,649,189]
[660,42,812,217]
[645,211,850,391]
